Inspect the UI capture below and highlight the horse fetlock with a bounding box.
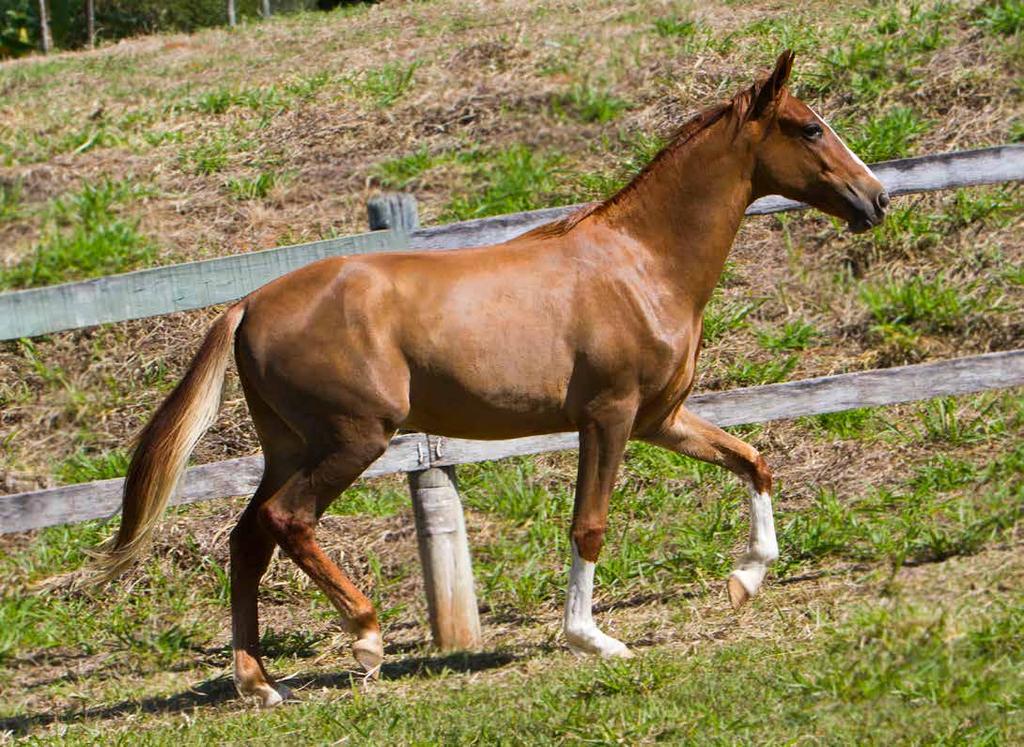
[352,632,384,679]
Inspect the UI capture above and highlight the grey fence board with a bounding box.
[0,432,429,534]
[687,349,1024,427]
[0,231,406,341]
[1,146,1021,341]
[3,350,1021,534]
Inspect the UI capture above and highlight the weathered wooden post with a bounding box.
[261,0,271,19]
[366,192,419,234]
[227,0,236,27]
[366,193,482,651]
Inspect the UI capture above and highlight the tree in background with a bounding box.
[84,0,93,47]
[0,0,346,58]
[36,0,49,52]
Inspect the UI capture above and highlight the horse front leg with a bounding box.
[642,406,777,608]
[563,407,634,658]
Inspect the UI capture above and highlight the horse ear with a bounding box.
[750,50,795,120]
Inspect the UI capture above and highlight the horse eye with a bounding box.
[802,123,823,139]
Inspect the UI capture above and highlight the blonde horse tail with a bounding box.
[89,303,246,585]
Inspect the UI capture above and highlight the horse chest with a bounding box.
[633,321,702,421]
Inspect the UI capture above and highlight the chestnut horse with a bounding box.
[93,51,887,706]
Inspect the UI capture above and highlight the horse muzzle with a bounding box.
[846,187,890,234]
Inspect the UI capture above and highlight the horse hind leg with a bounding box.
[231,481,291,708]
[256,420,392,679]
[230,392,305,707]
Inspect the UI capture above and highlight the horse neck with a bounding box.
[597,116,754,310]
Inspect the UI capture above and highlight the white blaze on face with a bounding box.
[809,105,880,182]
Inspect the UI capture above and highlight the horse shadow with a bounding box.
[0,648,523,737]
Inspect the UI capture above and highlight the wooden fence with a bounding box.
[1,145,1021,342]
[2,145,1023,650]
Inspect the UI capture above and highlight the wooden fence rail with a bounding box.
[1,145,1021,341]
[4,349,1021,536]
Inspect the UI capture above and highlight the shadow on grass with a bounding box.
[0,649,522,736]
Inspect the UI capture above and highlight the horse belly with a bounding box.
[403,352,574,440]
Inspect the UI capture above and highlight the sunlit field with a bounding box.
[1,0,1021,742]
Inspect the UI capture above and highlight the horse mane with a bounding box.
[519,87,754,241]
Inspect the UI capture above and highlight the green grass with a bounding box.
[54,449,130,484]
[777,438,1022,574]
[701,292,757,343]
[804,407,878,439]
[859,204,941,254]
[444,145,565,220]
[844,186,1023,276]
[944,186,1024,229]
[25,595,1021,744]
[808,3,956,103]
[756,319,818,351]
[0,177,22,221]
[860,273,999,334]
[346,62,419,108]
[742,17,819,57]
[652,16,697,38]
[572,131,666,200]
[726,355,799,386]
[172,83,294,117]
[1011,119,1024,142]
[283,70,334,102]
[374,141,573,213]
[552,82,631,124]
[326,481,408,518]
[184,138,230,175]
[846,107,930,162]
[0,180,155,289]
[371,146,437,189]
[226,171,279,200]
[976,0,1024,35]
[884,394,1012,446]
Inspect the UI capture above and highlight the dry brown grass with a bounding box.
[1,0,1021,487]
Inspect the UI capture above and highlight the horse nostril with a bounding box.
[876,191,890,211]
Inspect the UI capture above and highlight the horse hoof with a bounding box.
[565,628,634,659]
[613,645,635,659]
[352,635,384,679]
[568,642,635,659]
[727,574,751,609]
[255,683,291,708]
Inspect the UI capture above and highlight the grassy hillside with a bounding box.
[0,0,1022,742]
